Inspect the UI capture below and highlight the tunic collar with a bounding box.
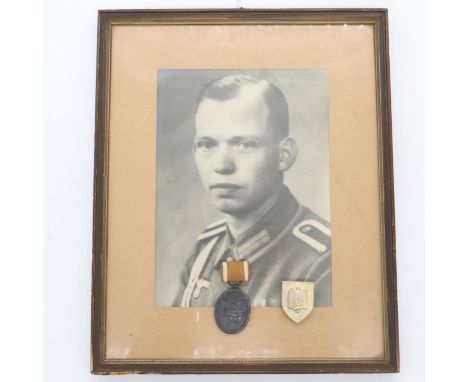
[224,185,300,262]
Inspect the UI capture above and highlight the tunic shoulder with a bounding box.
[197,219,227,242]
[292,207,331,255]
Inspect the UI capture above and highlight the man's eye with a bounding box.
[196,140,217,151]
[235,140,257,152]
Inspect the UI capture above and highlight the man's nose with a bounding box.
[213,144,235,174]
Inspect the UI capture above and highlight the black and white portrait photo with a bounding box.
[155,70,332,308]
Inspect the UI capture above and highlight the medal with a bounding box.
[214,260,250,334]
[281,281,315,323]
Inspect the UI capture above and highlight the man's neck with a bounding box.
[224,187,282,240]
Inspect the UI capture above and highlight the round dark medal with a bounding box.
[214,286,251,334]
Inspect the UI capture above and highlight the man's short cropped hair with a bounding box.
[196,74,289,139]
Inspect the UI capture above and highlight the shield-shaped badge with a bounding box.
[281,281,314,323]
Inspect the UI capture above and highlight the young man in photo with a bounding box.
[177,75,331,308]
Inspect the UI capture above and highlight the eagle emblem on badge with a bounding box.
[281,281,314,323]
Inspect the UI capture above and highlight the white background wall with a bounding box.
[41,0,425,381]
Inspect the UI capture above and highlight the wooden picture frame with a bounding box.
[92,8,398,374]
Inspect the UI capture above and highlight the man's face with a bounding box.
[194,93,282,216]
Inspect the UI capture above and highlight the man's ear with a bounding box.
[278,137,298,172]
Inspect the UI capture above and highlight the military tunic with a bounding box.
[175,186,332,307]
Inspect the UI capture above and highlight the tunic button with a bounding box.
[193,288,200,298]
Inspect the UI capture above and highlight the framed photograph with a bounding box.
[91,9,398,374]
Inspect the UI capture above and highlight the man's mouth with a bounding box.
[209,183,242,191]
